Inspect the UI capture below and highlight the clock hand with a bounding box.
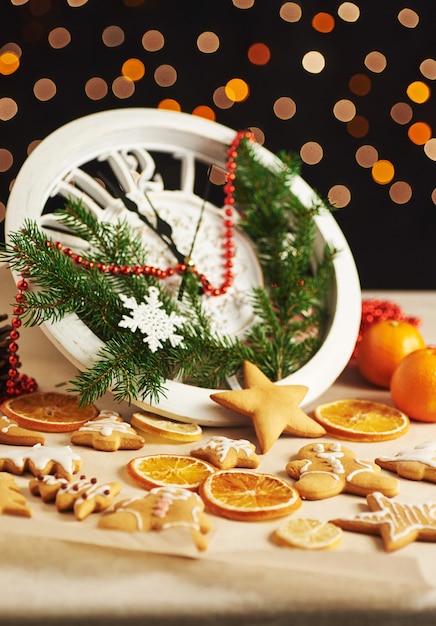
[98,171,185,264]
[177,167,212,300]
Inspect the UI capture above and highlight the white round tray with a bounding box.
[5,108,361,425]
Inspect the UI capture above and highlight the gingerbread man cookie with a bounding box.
[0,443,82,479]
[70,410,145,451]
[191,436,260,470]
[30,473,121,520]
[0,472,32,517]
[375,441,436,482]
[286,442,399,500]
[0,414,45,446]
[98,486,212,551]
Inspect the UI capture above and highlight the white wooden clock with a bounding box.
[5,108,361,425]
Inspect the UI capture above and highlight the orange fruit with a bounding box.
[130,411,202,442]
[127,454,215,491]
[199,469,301,521]
[313,398,409,441]
[274,518,343,550]
[390,347,436,422]
[0,392,99,432]
[357,320,426,388]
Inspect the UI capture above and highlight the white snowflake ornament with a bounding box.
[118,287,186,353]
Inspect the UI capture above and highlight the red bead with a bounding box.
[11,317,21,328]
[166,268,175,276]
[224,250,235,259]
[120,266,131,275]
[8,355,19,366]
[13,306,24,315]
[17,279,28,291]
[8,369,18,379]
[9,329,19,341]
[8,342,18,353]
[63,248,73,256]
[15,294,26,303]
[97,263,107,272]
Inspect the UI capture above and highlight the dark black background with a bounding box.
[1,0,435,289]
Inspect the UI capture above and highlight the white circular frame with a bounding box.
[5,108,361,425]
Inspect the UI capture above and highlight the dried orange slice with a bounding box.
[199,469,301,521]
[127,454,215,491]
[0,392,99,433]
[313,398,409,442]
[130,411,202,442]
[274,518,343,550]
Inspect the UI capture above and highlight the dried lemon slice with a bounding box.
[130,412,202,442]
[313,398,409,442]
[1,392,99,433]
[199,469,301,521]
[127,454,215,491]
[274,518,343,550]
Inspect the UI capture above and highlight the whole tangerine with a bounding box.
[357,319,425,388]
[390,347,436,422]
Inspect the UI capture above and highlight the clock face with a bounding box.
[5,109,361,425]
[43,143,263,338]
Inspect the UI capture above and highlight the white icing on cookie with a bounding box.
[378,441,436,468]
[77,411,134,437]
[2,443,81,474]
[201,436,255,462]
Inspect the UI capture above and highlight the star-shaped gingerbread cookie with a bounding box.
[330,491,436,551]
[210,361,326,453]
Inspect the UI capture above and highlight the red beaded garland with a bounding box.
[3,271,38,399]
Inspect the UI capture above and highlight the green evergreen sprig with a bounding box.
[1,138,336,406]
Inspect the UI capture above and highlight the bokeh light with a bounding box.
[406,81,430,104]
[372,159,395,185]
[248,43,270,66]
[0,52,20,75]
[121,58,145,82]
[328,184,351,208]
[225,78,250,102]
[408,122,432,145]
[312,12,335,33]
[337,2,360,22]
[279,3,302,23]
[197,32,220,54]
[302,51,325,74]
